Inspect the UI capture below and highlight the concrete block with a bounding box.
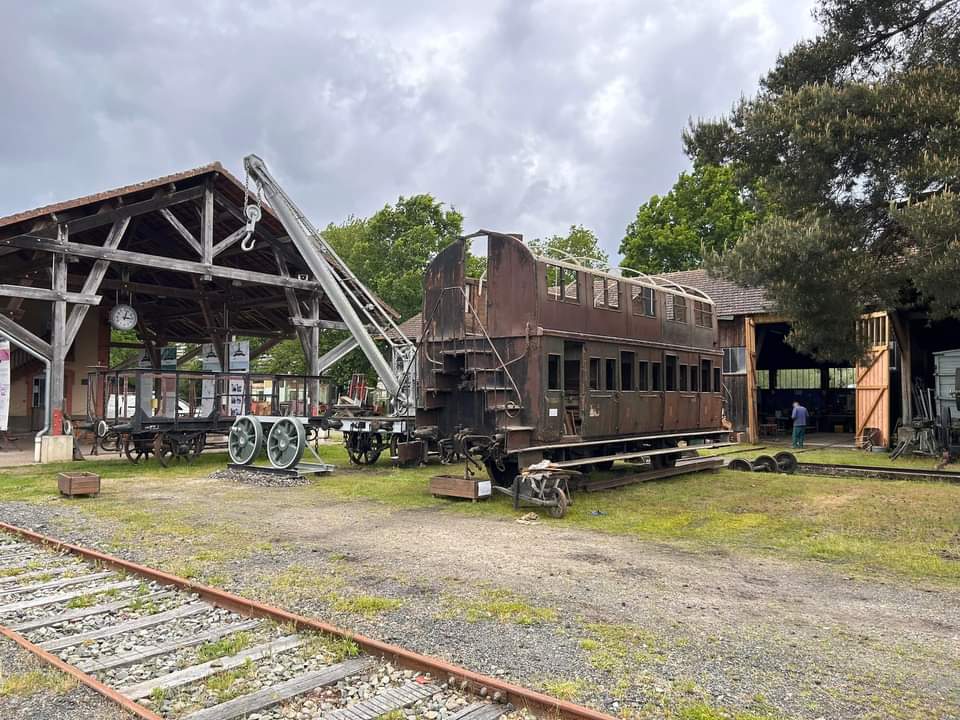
[39,435,74,464]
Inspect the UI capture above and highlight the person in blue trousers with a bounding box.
[791,401,808,448]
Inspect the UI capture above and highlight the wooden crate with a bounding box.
[57,471,100,498]
[429,474,491,502]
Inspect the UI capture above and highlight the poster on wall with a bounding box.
[0,341,10,432]
[227,341,249,416]
[200,344,221,417]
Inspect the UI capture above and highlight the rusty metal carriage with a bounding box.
[409,230,728,495]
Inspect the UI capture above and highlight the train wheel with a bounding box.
[348,432,383,465]
[485,458,518,487]
[228,416,263,466]
[266,417,306,470]
[157,441,175,468]
[124,434,149,464]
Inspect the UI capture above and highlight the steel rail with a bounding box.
[0,522,615,720]
[795,462,960,483]
[0,622,162,720]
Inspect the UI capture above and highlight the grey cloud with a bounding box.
[0,0,816,260]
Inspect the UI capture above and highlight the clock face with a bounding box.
[109,303,138,331]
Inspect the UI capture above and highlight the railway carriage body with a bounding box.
[415,231,726,483]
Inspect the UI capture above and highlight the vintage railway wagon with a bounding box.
[413,230,727,484]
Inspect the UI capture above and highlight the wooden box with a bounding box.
[430,474,491,502]
[57,472,100,498]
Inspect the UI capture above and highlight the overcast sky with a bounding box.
[0,1,817,259]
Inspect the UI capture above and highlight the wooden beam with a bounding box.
[2,234,322,292]
[201,183,214,265]
[290,317,351,331]
[0,285,101,305]
[250,336,281,360]
[0,314,52,359]
[63,217,130,351]
[160,208,202,256]
[62,185,205,234]
[212,226,248,258]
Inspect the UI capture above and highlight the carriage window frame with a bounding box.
[604,358,617,391]
[547,354,562,391]
[631,285,656,317]
[652,362,663,391]
[690,363,699,392]
[665,355,678,391]
[589,357,601,391]
[694,300,713,328]
[664,293,688,323]
[620,351,636,391]
[700,359,712,392]
[638,360,650,391]
[545,263,580,304]
[713,367,721,393]
[593,275,621,311]
[679,363,688,392]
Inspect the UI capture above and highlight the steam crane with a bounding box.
[225,154,417,469]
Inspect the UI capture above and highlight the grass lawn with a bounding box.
[1,442,959,585]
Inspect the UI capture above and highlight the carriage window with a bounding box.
[604,358,617,391]
[638,361,649,391]
[620,351,635,391]
[589,357,601,390]
[679,364,688,391]
[690,364,699,391]
[547,354,561,390]
[631,286,656,317]
[652,362,663,391]
[713,367,721,393]
[664,294,687,323]
[694,301,713,328]
[593,276,621,310]
[546,264,579,303]
[665,355,678,391]
[701,360,712,392]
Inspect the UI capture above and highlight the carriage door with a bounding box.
[563,342,583,437]
[543,342,564,441]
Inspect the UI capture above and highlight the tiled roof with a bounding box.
[386,313,422,341]
[660,269,771,317]
[0,163,231,229]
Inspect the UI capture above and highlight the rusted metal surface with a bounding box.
[417,231,727,480]
[0,522,616,720]
[0,622,162,720]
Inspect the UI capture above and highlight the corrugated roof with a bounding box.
[660,268,771,317]
[0,163,231,229]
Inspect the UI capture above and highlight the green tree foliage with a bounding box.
[684,0,960,361]
[324,195,463,320]
[619,164,758,274]
[528,225,608,269]
[253,332,370,389]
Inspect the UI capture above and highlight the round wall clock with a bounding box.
[109,303,138,331]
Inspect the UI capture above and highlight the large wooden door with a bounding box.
[855,312,890,447]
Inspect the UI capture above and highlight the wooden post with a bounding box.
[307,294,321,413]
[201,181,214,267]
[745,315,758,443]
[50,240,68,436]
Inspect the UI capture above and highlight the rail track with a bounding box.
[0,522,611,720]
[795,462,960,483]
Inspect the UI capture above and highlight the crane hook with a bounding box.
[239,203,262,251]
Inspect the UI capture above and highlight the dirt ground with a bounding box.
[2,467,958,720]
